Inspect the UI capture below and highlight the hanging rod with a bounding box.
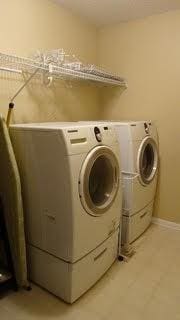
[0,66,22,74]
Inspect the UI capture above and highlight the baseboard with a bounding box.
[152,217,180,231]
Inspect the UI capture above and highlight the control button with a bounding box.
[94,127,102,142]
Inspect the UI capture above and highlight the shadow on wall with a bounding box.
[0,74,100,124]
[99,86,127,119]
[26,80,101,122]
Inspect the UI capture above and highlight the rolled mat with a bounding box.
[0,115,28,288]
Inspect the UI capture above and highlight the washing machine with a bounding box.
[10,122,122,303]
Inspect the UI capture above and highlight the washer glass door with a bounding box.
[79,146,119,216]
[137,137,158,185]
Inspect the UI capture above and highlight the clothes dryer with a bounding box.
[79,120,158,245]
[111,121,158,244]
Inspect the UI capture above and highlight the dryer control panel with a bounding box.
[144,122,151,134]
[129,121,157,140]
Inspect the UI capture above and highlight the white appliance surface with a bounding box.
[29,228,119,303]
[107,121,158,245]
[79,120,159,244]
[121,201,154,244]
[10,122,122,302]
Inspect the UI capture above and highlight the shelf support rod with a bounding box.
[6,67,40,127]
[0,66,22,74]
[10,67,39,103]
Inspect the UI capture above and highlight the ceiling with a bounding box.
[55,0,180,26]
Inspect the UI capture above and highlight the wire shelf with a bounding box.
[0,50,127,87]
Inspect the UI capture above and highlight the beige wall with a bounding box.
[1,2,180,223]
[98,10,180,223]
[0,0,99,123]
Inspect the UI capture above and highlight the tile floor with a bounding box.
[1,224,180,320]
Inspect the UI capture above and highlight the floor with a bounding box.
[1,224,180,320]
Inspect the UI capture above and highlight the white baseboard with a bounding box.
[152,217,180,231]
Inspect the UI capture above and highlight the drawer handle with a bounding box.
[70,138,86,144]
[45,213,55,221]
[140,211,148,219]
[94,248,107,261]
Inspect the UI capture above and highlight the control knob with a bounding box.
[94,127,102,142]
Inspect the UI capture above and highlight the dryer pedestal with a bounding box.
[121,201,153,245]
[28,229,119,303]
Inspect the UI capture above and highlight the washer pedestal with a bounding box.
[121,201,153,245]
[28,229,119,303]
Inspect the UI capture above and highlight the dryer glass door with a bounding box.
[79,146,119,216]
[137,137,158,185]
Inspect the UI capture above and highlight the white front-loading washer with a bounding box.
[10,122,122,303]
